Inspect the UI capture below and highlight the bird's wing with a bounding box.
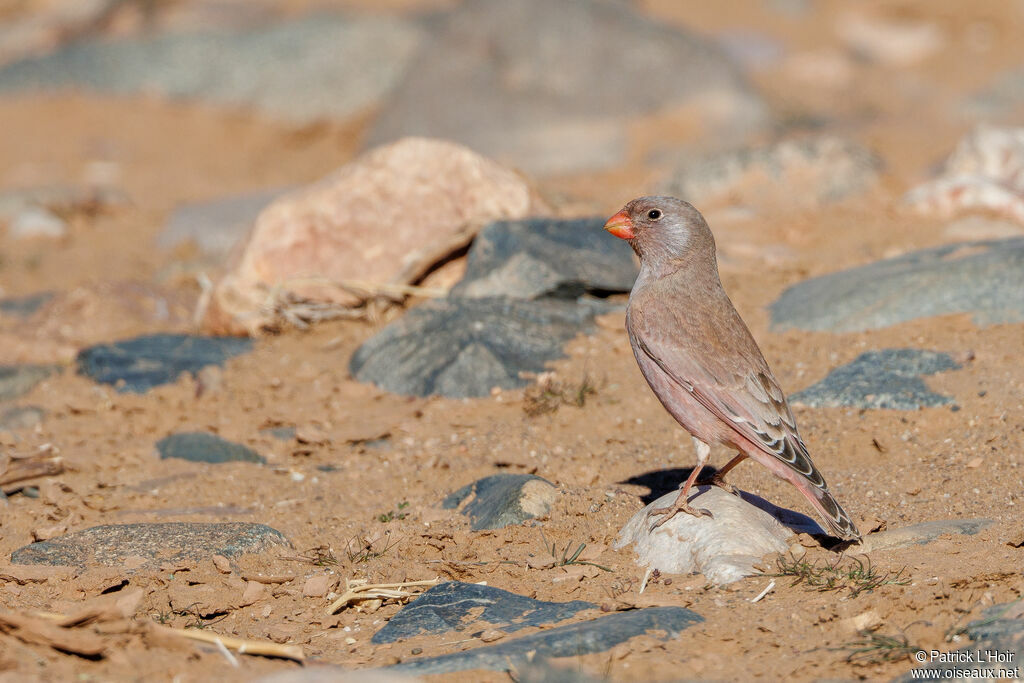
[628,304,827,491]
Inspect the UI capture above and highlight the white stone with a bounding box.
[904,125,1024,224]
[836,13,944,67]
[7,206,67,239]
[615,486,819,586]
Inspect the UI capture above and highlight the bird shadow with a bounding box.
[619,467,713,505]
[619,467,826,539]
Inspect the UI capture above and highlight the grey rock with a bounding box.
[858,518,994,553]
[77,333,252,393]
[0,15,422,125]
[0,291,53,318]
[368,0,767,174]
[256,671,419,683]
[0,405,44,431]
[964,65,1024,120]
[11,522,290,567]
[965,602,1024,642]
[0,364,57,402]
[385,606,703,676]
[443,474,557,531]
[770,238,1024,332]
[715,30,785,69]
[156,432,265,465]
[450,217,637,300]
[372,581,594,644]
[791,349,960,410]
[764,0,811,17]
[349,297,608,398]
[261,426,297,441]
[159,188,290,258]
[664,136,881,206]
[616,485,822,585]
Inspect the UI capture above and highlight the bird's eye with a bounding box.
[647,209,662,220]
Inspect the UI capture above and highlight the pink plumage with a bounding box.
[605,196,860,541]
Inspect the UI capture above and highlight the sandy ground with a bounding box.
[0,0,1023,681]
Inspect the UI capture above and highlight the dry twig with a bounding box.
[0,453,63,488]
[151,623,303,661]
[326,578,440,615]
[24,589,305,663]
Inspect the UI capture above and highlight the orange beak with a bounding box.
[603,210,635,240]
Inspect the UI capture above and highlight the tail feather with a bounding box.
[811,487,861,541]
[785,468,860,540]
[746,446,861,541]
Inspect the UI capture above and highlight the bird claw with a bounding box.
[647,502,714,531]
[704,475,740,497]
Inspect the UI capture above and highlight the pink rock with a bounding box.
[302,574,333,598]
[904,125,1024,223]
[239,580,268,607]
[202,137,549,335]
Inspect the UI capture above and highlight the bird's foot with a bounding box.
[647,500,713,531]
[698,472,740,497]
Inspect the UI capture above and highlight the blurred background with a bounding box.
[1,2,1024,680]
[0,0,1021,335]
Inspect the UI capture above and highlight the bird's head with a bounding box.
[603,196,715,267]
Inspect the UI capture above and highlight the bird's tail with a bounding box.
[785,470,861,541]
[752,448,861,540]
[810,486,861,541]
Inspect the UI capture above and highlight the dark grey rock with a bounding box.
[368,0,767,174]
[791,349,960,410]
[261,426,297,441]
[859,518,994,553]
[77,333,252,393]
[0,291,53,318]
[443,474,558,530]
[964,65,1024,120]
[350,297,608,398]
[0,405,44,431]
[764,0,811,17]
[770,238,1024,332]
[156,432,265,465]
[159,188,290,258]
[373,581,594,644]
[11,522,290,568]
[0,15,421,125]
[450,217,637,300]
[715,30,785,69]
[966,602,1024,642]
[0,364,56,402]
[386,607,703,675]
[664,136,881,206]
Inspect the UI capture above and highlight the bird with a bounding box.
[604,196,860,541]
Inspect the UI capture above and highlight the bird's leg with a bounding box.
[648,437,713,530]
[698,453,747,496]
